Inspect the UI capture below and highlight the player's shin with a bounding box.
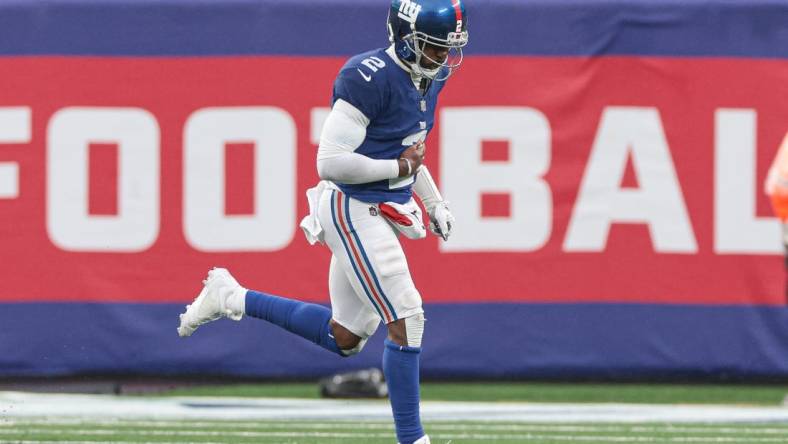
[244,290,343,356]
[383,313,426,444]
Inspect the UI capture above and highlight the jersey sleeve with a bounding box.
[332,67,385,122]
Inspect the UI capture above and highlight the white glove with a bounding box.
[428,201,455,241]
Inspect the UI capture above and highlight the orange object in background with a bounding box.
[770,192,788,222]
[765,133,788,222]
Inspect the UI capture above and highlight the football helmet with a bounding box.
[387,0,469,81]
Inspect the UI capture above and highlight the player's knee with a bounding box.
[330,320,367,357]
[404,312,425,348]
[339,337,369,357]
[335,333,361,351]
[387,313,425,348]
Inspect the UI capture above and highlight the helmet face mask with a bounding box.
[404,30,467,81]
[387,0,469,81]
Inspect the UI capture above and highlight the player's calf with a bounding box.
[384,312,427,444]
[245,290,358,357]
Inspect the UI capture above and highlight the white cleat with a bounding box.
[177,268,246,337]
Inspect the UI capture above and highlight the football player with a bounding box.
[178,1,468,443]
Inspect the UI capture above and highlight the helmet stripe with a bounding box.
[451,0,463,23]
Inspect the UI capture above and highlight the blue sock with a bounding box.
[382,339,424,444]
[244,290,343,356]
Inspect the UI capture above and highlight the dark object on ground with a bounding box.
[319,368,388,399]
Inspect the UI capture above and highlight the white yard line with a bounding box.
[2,391,788,424]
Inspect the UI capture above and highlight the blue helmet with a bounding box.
[387,0,469,81]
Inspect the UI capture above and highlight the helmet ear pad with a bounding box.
[394,39,417,64]
[388,8,417,63]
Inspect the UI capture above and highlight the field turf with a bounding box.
[3,382,788,443]
[4,418,788,443]
[159,381,788,405]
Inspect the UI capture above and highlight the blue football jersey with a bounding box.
[331,47,447,204]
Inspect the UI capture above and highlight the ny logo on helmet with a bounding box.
[398,0,422,24]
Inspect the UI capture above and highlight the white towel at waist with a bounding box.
[299,180,332,245]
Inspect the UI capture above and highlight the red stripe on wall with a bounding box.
[0,56,784,305]
[225,142,255,215]
[481,193,511,218]
[481,140,510,162]
[88,143,118,216]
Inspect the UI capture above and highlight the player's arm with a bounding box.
[413,166,454,240]
[317,100,419,183]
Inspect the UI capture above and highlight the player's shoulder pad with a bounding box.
[333,48,391,120]
[340,48,392,86]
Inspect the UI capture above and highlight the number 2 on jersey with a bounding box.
[357,57,386,82]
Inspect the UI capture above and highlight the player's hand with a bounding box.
[429,201,454,241]
[398,142,425,177]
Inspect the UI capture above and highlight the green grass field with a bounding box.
[159,381,788,405]
[4,382,788,443]
[5,419,788,443]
